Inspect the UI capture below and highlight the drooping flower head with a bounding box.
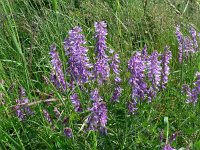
[70,93,82,112]
[64,27,92,85]
[50,44,66,91]
[161,46,172,88]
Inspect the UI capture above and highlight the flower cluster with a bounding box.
[128,46,172,112]
[15,87,33,120]
[50,44,66,91]
[94,21,110,84]
[176,25,198,63]
[70,93,82,112]
[182,72,200,105]
[64,27,92,86]
[87,89,108,132]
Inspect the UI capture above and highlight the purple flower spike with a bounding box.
[43,109,52,124]
[141,45,148,61]
[110,53,121,83]
[64,27,92,86]
[16,87,33,120]
[87,89,107,131]
[70,93,82,112]
[176,25,183,63]
[147,50,161,90]
[189,26,198,51]
[94,21,110,84]
[161,46,172,88]
[127,101,138,114]
[94,58,110,84]
[90,88,101,101]
[128,52,147,102]
[183,36,195,58]
[183,72,200,105]
[50,44,66,91]
[163,144,175,150]
[64,127,73,138]
[111,86,122,102]
[94,21,108,59]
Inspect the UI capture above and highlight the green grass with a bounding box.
[1,0,200,149]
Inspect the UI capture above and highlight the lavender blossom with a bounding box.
[183,72,200,105]
[147,50,161,90]
[163,144,175,150]
[87,89,107,131]
[43,109,52,124]
[141,45,148,61]
[189,26,198,51]
[94,58,110,84]
[15,87,33,120]
[183,36,195,57]
[110,53,121,83]
[94,21,108,59]
[128,52,147,102]
[90,88,101,101]
[127,101,137,114]
[54,107,61,118]
[64,127,73,138]
[111,86,122,102]
[94,21,110,84]
[64,27,92,85]
[70,93,82,112]
[161,46,172,88]
[176,25,183,63]
[50,44,66,91]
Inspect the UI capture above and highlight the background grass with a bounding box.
[1,0,200,149]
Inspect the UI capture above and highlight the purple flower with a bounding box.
[15,87,33,120]
[87,89,107,131]
[94,21,110,84]
[64,27,92,85]
[183,72,200,105]
[127,101,137,114]
[161,46,172,88]
[94,58,110,84]
[90,88,101,101]
[43,109,52,124]
[54,107,61,118]
[183,36,195,58]
[176,25,183,63]
[163,144,175,150]
[94,21,108,59]
[110,53,121,83]
[128,52,147,102]
[141,45,148,61]
[147,50,161,90]
[111,86,122,102]
[64,127,73,138]
[70,93,82,112]
[189,26,198,51]
[50,44,66,91]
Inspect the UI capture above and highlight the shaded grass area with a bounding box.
[0,0,200,149]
